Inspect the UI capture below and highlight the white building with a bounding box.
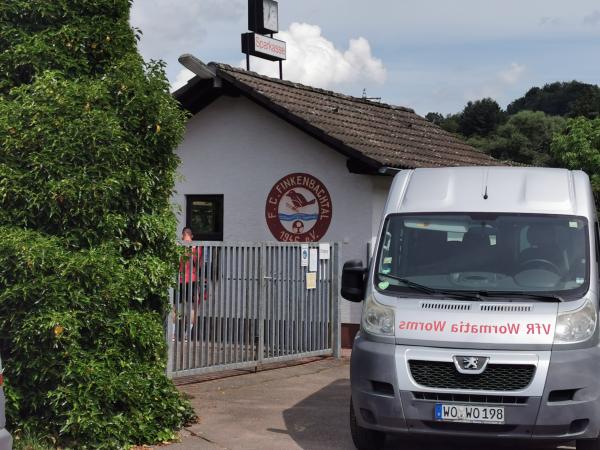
[172,58,499,347]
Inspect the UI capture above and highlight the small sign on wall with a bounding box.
[306,272,317,290]
[319,243,330,260]
[309,248,318,272]
[301,244,309,267]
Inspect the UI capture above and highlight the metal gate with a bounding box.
[166,242,341,379]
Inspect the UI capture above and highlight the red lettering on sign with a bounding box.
[255,36,286,56]
[526,323,553,335]
[397,320,547,337]
[399,320,446,332]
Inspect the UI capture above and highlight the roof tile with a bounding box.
[202,63,504,168]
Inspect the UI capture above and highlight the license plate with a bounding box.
[435,404,505,424]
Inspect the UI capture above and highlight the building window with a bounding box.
[186,195,224,241]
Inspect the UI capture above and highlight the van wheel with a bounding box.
[350,398,386,450]
[577,438,600,450]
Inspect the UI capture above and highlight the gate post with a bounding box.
[257,243,266,368]
[332,243,342,359]
[166,286,175,378]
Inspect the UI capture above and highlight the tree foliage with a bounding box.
[0,0,194,448]
[551,117,600,202]
[424,112,444,125]
[470,111,566,166]
[458,98,504,137]
[428,81,600,167]
[507,81,600,118]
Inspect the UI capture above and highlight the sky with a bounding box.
[130,0,600,116]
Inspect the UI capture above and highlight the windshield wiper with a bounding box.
[376,273,482,301]
[474,291,564,303]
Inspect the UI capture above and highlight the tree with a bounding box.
[440,113,462,134]
[458,98,504,137]
[425,112,462,134]
[425,112,444,125]
[569,89,600,119]
[507,81,600,118]
[472,111,566,166]
[0,1,194,448]
[551,117,600,203]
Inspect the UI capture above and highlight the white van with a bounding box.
[342,167,599,450]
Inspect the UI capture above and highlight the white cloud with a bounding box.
[241,23,387,89]
[498,62,526,85]
[131,0,243,61]
[465,62,526,101]
[171,68,195,92]
[583,10,600,26]
[130,0,600,116]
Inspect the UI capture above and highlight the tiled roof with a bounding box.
[177,62,503,169]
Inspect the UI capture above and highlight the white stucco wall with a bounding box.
[173,95,391,324]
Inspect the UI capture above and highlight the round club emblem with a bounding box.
[265,173,333,242]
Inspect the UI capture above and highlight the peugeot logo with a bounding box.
[453,355,490,375]
[463,357,480,370]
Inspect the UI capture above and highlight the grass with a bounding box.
[12,431,57,450]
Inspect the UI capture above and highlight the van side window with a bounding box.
[378,230,394,275]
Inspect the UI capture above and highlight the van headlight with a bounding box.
[554,298,597,344]
[362,294,395,336]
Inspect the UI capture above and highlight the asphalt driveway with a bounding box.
[161,358,575,450]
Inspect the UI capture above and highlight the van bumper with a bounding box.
[0,428,11,450]
[351,335,600,442]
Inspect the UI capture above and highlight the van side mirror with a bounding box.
[341,260,367,302]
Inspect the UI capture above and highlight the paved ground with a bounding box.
[160,358,576,450]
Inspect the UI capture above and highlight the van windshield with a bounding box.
[375,213,590,300]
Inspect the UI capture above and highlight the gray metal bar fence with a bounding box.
[166,241,341,379]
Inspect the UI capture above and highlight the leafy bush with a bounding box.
[0,0,194,448]
[469,110,566,166]
[551,117,600,204]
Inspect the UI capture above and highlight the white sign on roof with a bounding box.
[253,34,286,60]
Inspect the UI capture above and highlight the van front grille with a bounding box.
[409,360,535,391]
[412,392,528,405]
[420,302,472,311]
[480,304,532,313]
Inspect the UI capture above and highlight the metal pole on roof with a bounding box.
[269,32,283,80]
[246,53,250,71]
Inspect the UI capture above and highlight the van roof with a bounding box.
[386,167,595,217]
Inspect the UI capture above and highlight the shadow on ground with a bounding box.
[279,379,574,450]
[279,378,353,449]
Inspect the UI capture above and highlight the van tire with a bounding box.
[350,398,386,450]
[577,438,600,450]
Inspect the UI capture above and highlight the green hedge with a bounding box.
[0,0,195,447]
